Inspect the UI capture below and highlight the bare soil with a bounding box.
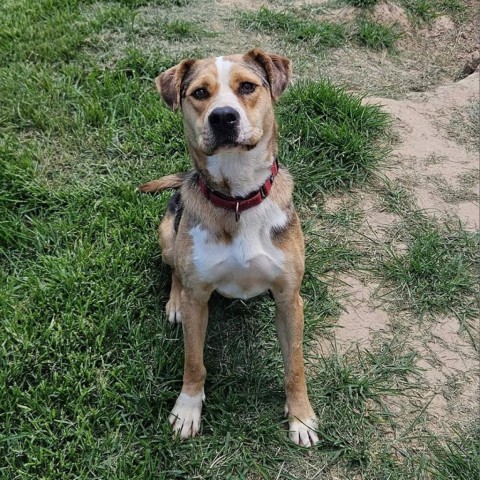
[369,71,479,228]
[317,70,479,430]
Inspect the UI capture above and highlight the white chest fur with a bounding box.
[189,200,287,299]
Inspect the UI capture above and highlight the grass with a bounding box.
[277,80,390,200]
[445,99,480,151]
[404,0,439,22]
[377,218,479,319]
[433,171,479,204]
[118,0,191,6]
[1,0,478,478]
[237,6,402,52]
[402,0,467,23]
[161,19,216,42]
[427,427,480,479]
[356,18,402,51]
[307,340,422,465]
[0,0,130,65]
[380,179,415,214]
[237,7,348,50]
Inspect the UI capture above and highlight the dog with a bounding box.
[139,49,318,447]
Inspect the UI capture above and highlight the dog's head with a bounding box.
[156,49,291,156]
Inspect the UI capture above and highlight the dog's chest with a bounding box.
[189,203,287,299]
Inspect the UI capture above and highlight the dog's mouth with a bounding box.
[214,133,239,148]
[200,126,263,155]
[201,136,254,155]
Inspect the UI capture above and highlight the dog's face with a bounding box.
[156,50,291,156]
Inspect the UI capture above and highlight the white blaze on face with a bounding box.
[210,57,251,142]
[203,57,271,196]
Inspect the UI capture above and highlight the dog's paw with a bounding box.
[166,295,182,324]
[288,417,319,448]
[169,391,205,439]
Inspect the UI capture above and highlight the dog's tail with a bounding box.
[138,172,188,193]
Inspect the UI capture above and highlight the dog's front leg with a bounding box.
[273,289,319,447]
[169,288,209,439]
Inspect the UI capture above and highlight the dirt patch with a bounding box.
[321,5,358,23]
[299,1,411,30]
[315,192,400,356]
[365,72,479,229]
[315,274,390,355]
[424,15,456,37]
[372,1,411,30]
[408,318,479,429]
[332,275,389,347]
[317,73,478,430]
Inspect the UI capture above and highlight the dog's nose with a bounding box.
[208,107,240,133]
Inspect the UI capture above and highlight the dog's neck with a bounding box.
[206,139,274,197]
[192,133,277,198]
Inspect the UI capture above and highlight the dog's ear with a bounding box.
[155,59,196,111]
[245,49,292,101]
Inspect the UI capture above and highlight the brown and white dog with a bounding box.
[140,49,318,447]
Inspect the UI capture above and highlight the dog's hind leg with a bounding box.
[166,271,183,324]
[159,210,183,324]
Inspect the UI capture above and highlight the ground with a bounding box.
[318,70,479,436]
[1,0,479,478]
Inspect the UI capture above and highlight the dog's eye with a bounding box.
[192,88,209,100]
[239,82,256,94]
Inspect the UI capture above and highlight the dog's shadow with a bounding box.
[205,293,287,430]
[155,266,286,420]
[206,292,282,375]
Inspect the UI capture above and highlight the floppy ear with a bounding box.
[244,49,292,101]
[155,59,196,111]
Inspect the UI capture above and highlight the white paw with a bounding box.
[166,297,182,324]
[289,417,319,447]
[169,391,205,439]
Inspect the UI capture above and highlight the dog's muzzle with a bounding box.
[208,107,240,145]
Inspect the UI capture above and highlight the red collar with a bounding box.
[198,159,279,221]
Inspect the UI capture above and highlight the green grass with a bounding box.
[378,219,479,319]
[277,80,390,200]
[405,0,439,22]
[427,427,480,480]
[307,340,422,464]
[356,19,402,51]
[161,19,216,42]
[237,7,348,50]
[380,180,415,214]
[1,0,478,478]
[321,202,364,230]
[0,0,131,65]
[118,0,191,6]
[344,0,380,7]
[237,6,402,52]
[402,0,467,23]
